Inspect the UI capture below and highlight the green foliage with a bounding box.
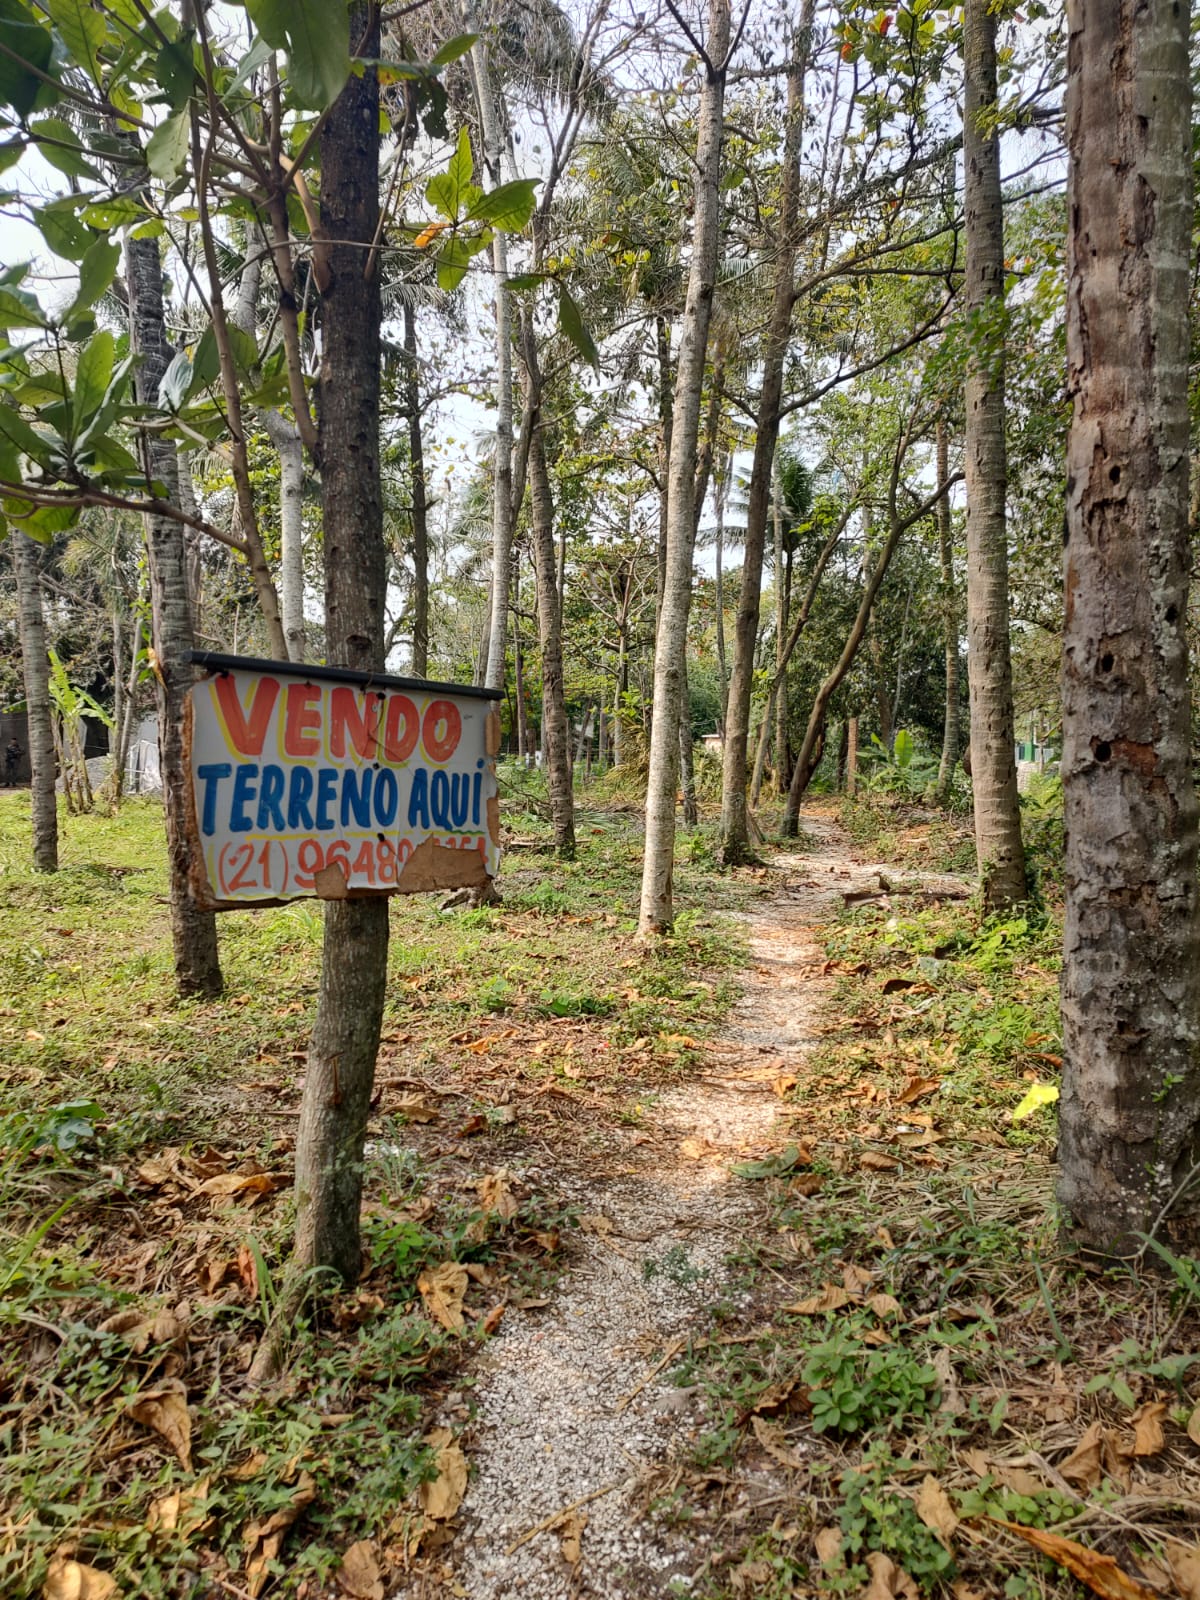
[803,1318,940,1436]
[827,1450,957,1593]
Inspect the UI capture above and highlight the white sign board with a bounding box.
[185,659,501,910]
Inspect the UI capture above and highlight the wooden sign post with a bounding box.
[184,652,501,910]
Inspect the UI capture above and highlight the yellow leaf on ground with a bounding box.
[679,1136,714,1160]
[338,1539,384,1600]
[146,1475,210,1539]
[915,1476,959,1547]
[1012,1082,1059,1120]
[127,1379,191,1470]
[42,1558,120,1600]
[418,1428,468,1522]
[197,1171,277,1200]
[477,1171,518,1219]
[993,1521,1161,1600]
[417,1263,468,1331]
[1130,1399,1167,1457]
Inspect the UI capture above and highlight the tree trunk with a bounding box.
[529,422,575,856]
[125,234,222,996]
[639,0,731,934]
[293,4,387,1288]
[714,457,728,734]
[773,457,790,796]
[719,3,812,863]
[962,0,1026,909]
[264,410,306,662]
[679,658,698,827]
[934,415,959,803]
[471,37,515,695]
[11,531,58,870]
[403,300,430,677]
[1058,0,1200,1258]
[512,576,531,764]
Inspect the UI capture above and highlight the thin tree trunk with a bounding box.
[1058,0,1200,1257]
[293,5,387,1288]
[639,0,731,934]
[934,415,959,803]
[471,35,514,695]
[963,0,1026,908]
[714,457,728,734]
[112,609,143,800]
[679,658,698,827]
[11,531,58,870]
[719,2,812,863]
[654,315,672,628]
[512,576,531,764]
[125,234,222,996]
[264,410,306,662]
[403,300,430,677]
[773,456,790,796]
[529,422,575,856]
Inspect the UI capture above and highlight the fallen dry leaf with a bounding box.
[392,1093,438,1122]
[784,1284,853,1315]
[842,1263,874,1293]
[750,1414,804,1468]
[993,1521,1160,1600]
[579,1213,614,1235]
[532,1229,560,1252]
[896,1075,942,1105]
[915,1476,958,1547]
[338,1539,384,1600]
[146,1476,211,1539]
[864,1550,919,1600]
[42,1557,120,1600]
[867,1292,903,1318]
[197,1171,277,1202]
[1059,1422,1132,1490]
[1165,1540,1200,1600]
[860,1151,901,1171]
[480,1302,505,1335]
[789,1174,824,1197]
[417,1262,468,1331]
[679,1136,714,1160]
[559,1510,586,1566]
[418,1428,468,1521]
[96,1307,154,1354]
[1129,1399,1167,1457]
[243,1471,316,1598]
[477,1171,518,1219]
[127,1379,191,1470]
[814,1527,843,1568]
[1189,1403,1200,1447]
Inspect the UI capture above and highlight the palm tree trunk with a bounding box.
[11,531,58,870]
[963,0,1026,908]
[125,234,222,996]
[639,0,731,934]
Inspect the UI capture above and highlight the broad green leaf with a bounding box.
[0,399,48,459]
[1012,1082,1058,1120]
[0,140,21,175]
[731,1144,810,1180]
[447,124,473,204]
[0,286,45,330]
[28,116,98,179]
[246,0,350,109]
[5,496,79,538]
[431,32,476,66]
[505,272,544,292]
[69,237,120,319]
[557,284,599,371]
[157,351,192,411]
[227,322,259,377]
[154,30,195,110]
[0,0,59,117]
[45,0,107,86]
[145,109,189,179]
[80,195,144,230]
[73,329,114,425]
[893,728,914,769]
[226,33,272,99]
[467,178,537,233]
[191,327,220,389]
[435,235,473,293]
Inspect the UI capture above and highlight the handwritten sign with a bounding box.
[184,656,501,910]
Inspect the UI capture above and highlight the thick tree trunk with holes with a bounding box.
[719,3,812,862]
[935,417,960,803]
[292,6,387,1287]
[638,0,731,935]
[11,531,57,870]
[1058,0,1200,1258]
[125,235,222,996]
[962,0,1026,909]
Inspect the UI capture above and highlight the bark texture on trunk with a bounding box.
[963,0,1026,909]
[529,422,575,856]
[638,0,731,935]
[293,4,388,1288]
[125,234,222,996]
[934,416,960,803]
[719,3,812,863]
[11,531,58,871]
[264,410,306,662]
[403,300,430,677]
[1059,0,1200,1257]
